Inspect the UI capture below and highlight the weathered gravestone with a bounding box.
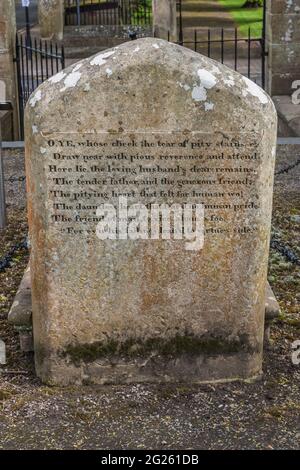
[25,38,277,385]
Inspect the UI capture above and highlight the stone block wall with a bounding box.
[266,0,300,96]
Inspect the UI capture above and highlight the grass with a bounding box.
[131,0,152,26]
[218,0,263,38]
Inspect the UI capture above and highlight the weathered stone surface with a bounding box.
[265,283,281,322]
[267,43,300,74]
[0,0,19,139]
[152,0,177,41]
[273,95,300,136]
[268,72,300,97]
[266,12,300,44]
[264,283,281,346]
[38,0,64,41]
[25,38,277,385]
[266,0,300,95]
[8,264,32,327]
[0,338,5,364]
[266,0,300,14]
[18,330,34,353]
[8,264,34,353]
[0,110,13,140]
[10,261,279,355]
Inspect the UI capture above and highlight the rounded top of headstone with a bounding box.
[25,38,276,136]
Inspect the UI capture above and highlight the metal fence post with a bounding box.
[178,0,183,45]
[261,0,267,90]
[25,5,31,46]
[15,34,24,140]
[76,0,81,26]
[0,131,7,230]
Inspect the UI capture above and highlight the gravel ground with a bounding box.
[0,145,299,450]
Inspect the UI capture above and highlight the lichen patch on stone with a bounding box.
[73,63,83,72]
[242,76,269,105]
[204,102,214,111]
[192,86,207,102]
[60,71,82,92]
[210,64,222,75]
[178,82,191,91]
[282,18,293,42]
[192,68,218,103]
[224,76,235,87]
[29,90,42,107]
[90,50,115,66]
[197,69,217,89]
[48,71,66,84]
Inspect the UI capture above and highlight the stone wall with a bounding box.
[38,0,64,41]
[266,0,300,96]
[0,0,19,139]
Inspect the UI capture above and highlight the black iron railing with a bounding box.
[15,35,65,139]
[64,0,152,26]
[175,0,267,88]
[169,27,264,86]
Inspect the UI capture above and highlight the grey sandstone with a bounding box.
[8,264,280,353]
[25,38,277,385]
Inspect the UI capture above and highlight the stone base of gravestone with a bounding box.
[8,264,281,369]
[8,264,33,353]
[25,39,277,386]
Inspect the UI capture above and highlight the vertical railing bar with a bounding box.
[234,27,238,71]
[248,27,251,78]
[50,41,54,76]
[0,127,7,227]
[29,35,33,91]
[45,41,49,78]
[76,0,80,26]
[15,35,24,139]
[40,39,44,83]
[208,29,211,58]
[61,43,65,70]
[20,36,26,103]
[34,37,38,87]
[130,0,132,26]
[261,0,266,89]
[25,34,30,102]
[221,28,224,64]
[55,43,59,73]
[179,0,183,45]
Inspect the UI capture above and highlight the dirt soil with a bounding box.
[0,145,299,450]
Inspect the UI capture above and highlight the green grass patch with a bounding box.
[218,0,263,38]
[130,0,152,26]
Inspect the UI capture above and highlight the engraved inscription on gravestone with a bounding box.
[25,38,277,385]
[44,132,261,241]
